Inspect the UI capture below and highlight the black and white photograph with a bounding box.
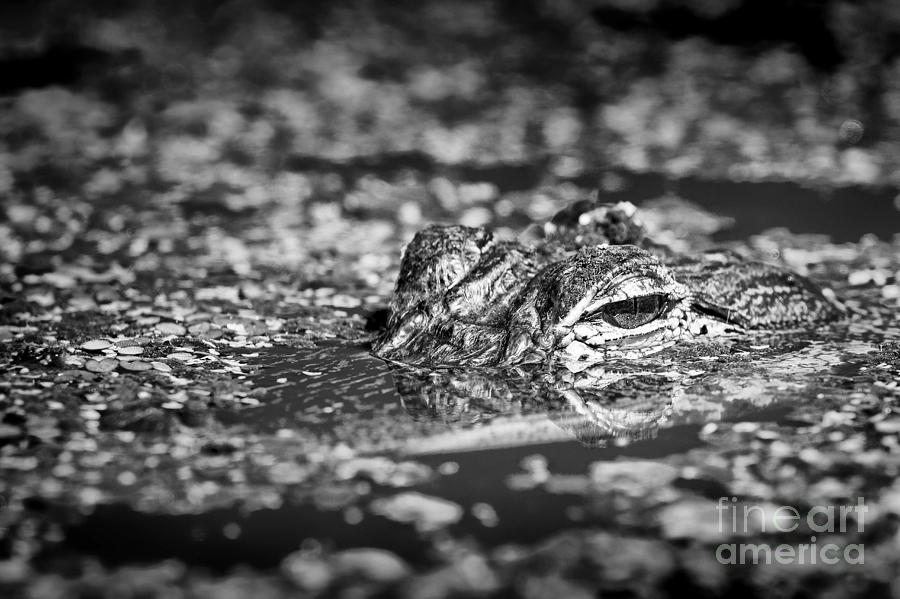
[1,1,900,597]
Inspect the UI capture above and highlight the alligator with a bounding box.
[373,200,843,372]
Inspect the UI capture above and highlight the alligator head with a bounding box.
[373,202,842,370]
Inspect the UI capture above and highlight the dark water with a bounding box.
[596,172,900,243]
[48,501,432,571]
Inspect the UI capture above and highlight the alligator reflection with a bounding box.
[389,363,695,453]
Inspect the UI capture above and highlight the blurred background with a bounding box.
[2,0,899,200]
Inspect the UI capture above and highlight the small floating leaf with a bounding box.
[81,339,112,351]
[120,360,152,372]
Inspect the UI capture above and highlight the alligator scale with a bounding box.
[373,201,842,371]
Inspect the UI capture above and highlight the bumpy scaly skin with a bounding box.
[669,252,840,328]
[373,202,843,369]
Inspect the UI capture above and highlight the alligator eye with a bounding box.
[592,294,668,329]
